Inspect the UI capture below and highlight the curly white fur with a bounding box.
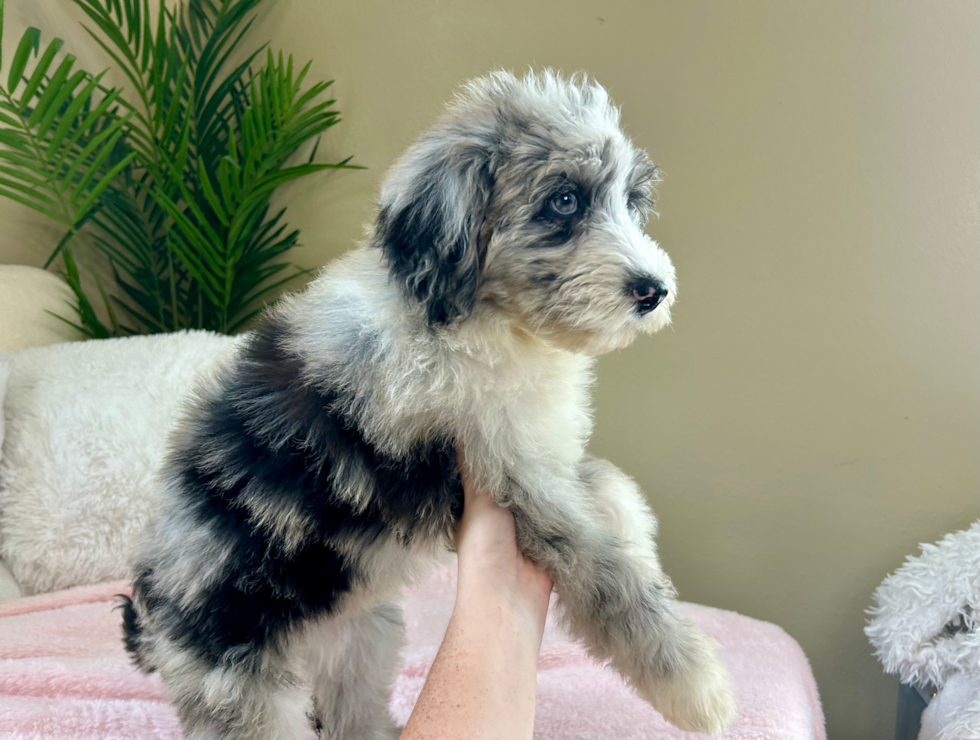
[866,521,980,740]
[0,331,241,594]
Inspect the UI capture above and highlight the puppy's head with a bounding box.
[376,70,676,355]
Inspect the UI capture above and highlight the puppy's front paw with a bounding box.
[638,640,737,736]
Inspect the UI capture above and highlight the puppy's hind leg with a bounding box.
[305,602,405,740]
[153,632,318,740]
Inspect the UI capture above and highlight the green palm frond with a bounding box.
[0,19,135,267]
[157,49,350,330]
[0,0,356,336]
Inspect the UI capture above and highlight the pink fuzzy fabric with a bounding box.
[0,566,824,739]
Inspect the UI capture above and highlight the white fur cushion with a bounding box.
[0,330,241,595]
[866,521,980,688]
[0,356,21,601]
[0,355,8,459]
[867,522,980,740]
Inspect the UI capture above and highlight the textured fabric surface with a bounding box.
[865,522,980,740]
[919,672,980,740]
[0,565,824,740]
[0,359,19,602]
[0,331,241,594]
[0,356,8,458]
[866,521,980,688]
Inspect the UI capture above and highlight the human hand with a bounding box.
[400,451,552,739]
[454,448,553,625]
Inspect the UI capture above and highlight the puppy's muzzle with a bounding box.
[630,278,669,315]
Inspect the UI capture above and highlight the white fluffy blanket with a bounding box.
[866,521,980,740]
[0,331,240,595]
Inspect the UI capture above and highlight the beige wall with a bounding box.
[3,1,978,737]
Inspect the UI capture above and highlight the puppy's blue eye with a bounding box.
[549,192,578,216]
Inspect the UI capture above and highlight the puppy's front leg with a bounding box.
[504,458,736,735]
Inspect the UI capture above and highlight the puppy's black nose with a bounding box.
[630,278,668,315]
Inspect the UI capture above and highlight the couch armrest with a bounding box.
[0,265,85,352]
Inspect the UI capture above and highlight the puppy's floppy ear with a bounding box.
[376,128,494,326]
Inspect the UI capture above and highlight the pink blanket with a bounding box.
[0,566,824,739]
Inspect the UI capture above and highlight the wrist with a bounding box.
[451,584,549,654]
[456,557,553,630]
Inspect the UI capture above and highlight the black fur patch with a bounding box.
[377,140,494,326]
[131,316,462,666]
[116,594,152,671]
[378,200,482,326]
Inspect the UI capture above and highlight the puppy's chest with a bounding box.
[454,351,595,459]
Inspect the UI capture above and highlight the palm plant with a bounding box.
[0,0,354,336]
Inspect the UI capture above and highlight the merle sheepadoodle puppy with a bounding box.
[120,70,736,739]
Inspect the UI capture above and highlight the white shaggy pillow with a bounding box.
[866,521,980,688]
[0,355,9,458]
[0,355,21,601]
[0,330,242,595]
[866,521,980,740]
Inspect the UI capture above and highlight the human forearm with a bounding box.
[401,450,552,740]
[401,581,547,740]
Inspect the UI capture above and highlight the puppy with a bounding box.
[121,70,737,739]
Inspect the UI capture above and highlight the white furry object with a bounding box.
[920,672,980,740]
[866,521,980,687]
[866,521,980,740]
[0,331,241,594]
[938,691,980,740]
[0,355,21,601]
[0,355,8,460]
